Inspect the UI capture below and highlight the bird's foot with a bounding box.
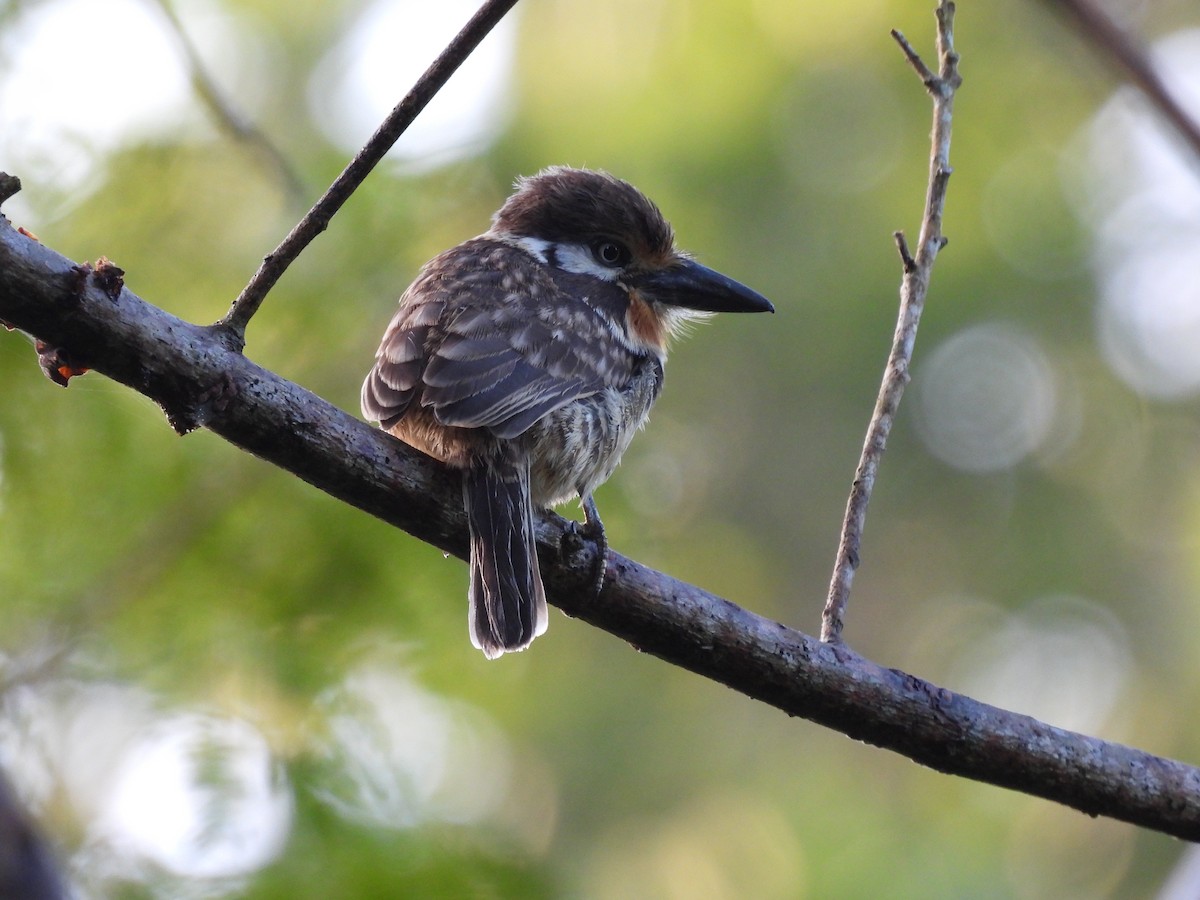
[560,495,608,597]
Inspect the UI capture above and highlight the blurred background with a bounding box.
[2,0,1200,895]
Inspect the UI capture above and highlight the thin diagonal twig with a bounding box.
[1045,0,1200,164]
[217,0,521,346]
[150,0,306,207]
[821,1,961,643]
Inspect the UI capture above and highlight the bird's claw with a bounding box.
[560,495,607,597]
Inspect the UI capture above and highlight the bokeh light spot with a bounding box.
[0,0,250,218]
[308,0,516,172]
[914,323,1059,473]
[946,594,1130,734]
[311,663,510,829]
[97,713,292,879]
[982,147,1089,281]
[1082,29,1200,398]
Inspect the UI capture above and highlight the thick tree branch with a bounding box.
[822,1,959,642]
[2,215,1200,842]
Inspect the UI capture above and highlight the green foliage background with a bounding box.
[3,0,1200,896]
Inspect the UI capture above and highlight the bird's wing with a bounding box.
[362,240,641,440]
[361,291,442,430]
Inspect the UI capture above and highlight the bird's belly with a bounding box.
[526,362,662,508]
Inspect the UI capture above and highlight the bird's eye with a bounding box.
[592,240,630,268]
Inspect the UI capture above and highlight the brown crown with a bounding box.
[492,167,676,263]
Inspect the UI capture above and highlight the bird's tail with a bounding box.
[464,456,549,658]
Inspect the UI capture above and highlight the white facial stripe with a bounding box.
[493,233,622,281]
[551,243,621,281]
[506,234,551,264]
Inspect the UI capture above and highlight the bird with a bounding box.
[362,166,773,658]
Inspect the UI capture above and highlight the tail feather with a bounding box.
[464,458,548,658]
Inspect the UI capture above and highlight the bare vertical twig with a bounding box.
[150,0,307,206]
[217,0,521,346]
[821,1,961,644]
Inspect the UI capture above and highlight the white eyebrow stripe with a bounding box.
[551,243,620,281]
[503,234,551,264]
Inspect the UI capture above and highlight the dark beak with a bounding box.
[633,258,775,314]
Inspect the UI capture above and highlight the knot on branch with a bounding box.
[164,371,240,435]
[35,341,89,387]
[204,321,247,355]
[92,257,126,301]
[0,173,20,207]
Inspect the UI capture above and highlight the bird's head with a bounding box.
[488,166,774,352]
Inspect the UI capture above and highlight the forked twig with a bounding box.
[218,0,521,345]
[821,1,960,643]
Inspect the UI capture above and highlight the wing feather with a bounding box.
[362,239,643,439]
